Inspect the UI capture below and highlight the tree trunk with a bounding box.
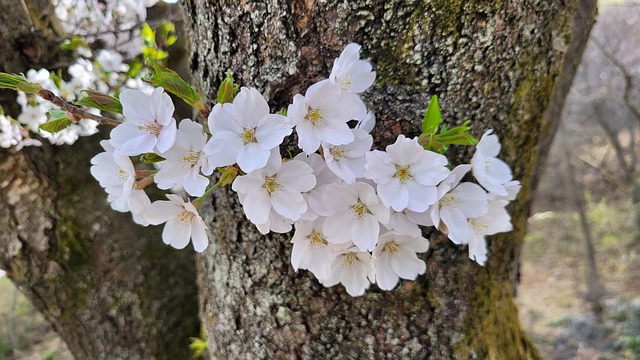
[0,2,199,359]
[182,0,596,358]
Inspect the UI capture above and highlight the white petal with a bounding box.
[163,219,191,249]
[441,207,471,244]
[378,179,409,212]
[272,189,307,221]
[351,215,379,251]
[190,217,209,252]
[204,132,243,168]
[237,142,270,173]
[374,254,399,291]
[242,190,272,225]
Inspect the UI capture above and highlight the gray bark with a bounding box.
[0,1,199,359]
[182,0,597,358]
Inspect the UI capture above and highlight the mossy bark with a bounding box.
[0,1,200,359]
[183,0,597,358]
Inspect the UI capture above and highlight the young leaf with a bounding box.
[141,23,155,47]
[139,152,166,164]
[0,73,28,90]
[148,60,204,107]
[217,72,239,104]
[40,117,73,133]
[76,91,123,114]
[422,95,441,134]
[436,132,478,146]
[60,36,89,51]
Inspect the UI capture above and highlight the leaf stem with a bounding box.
[193,178,225,208]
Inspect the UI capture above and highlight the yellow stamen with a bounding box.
[383,242,399,256]
[262,175,282,194]
[350,202,368,219]
[305,107,324,126]
[240,127,256,145]
[342,253,357,268]
[138,120,162,135]
[181,149,200,164]
[394,164,413,183]
[306,230,328,248]
[330,146,345,160]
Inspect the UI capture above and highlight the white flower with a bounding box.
[18,105,48,133]
[322,247,375,297]
[488,180,521,201]
[373,231,429,291]
[468,200,513,265]
[146,194,209,252]
[322,128,372,184]
[356,111,376,134]
[329,43,376,93]
[386,209,433,236]
[429,165,488,244]
[204,87,292,173]
[471,130,513,196]
[154,119,213,197]
[293,153,342,221]
[90,140,150,215]
[96,50,125,72]
[322,182,389,252]
[110,87,176,156]
[290,218,336,280]
[232,151,316,228]
[364,135,450,212]
[288,79,366,154]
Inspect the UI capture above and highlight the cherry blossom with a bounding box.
[429,169,489,245]
[146,194,209,252]
[287,79,366,154]
[110,87,176,156]
[154,119,213,197]
[322,182,390,252]
[290,218,336,280]
[471,130,513,196]
[232,151,316,229]
[329,43,376,94]
[364,135,450,212]
[90,140,150,216]
[204,87,292,173]
[373,231,429,291]
[322,247,375,297]
[468,200,513,265]
[322,128,372,184]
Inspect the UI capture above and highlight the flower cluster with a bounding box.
[88,43,520,297]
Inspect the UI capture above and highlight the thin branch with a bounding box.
[38,89,122,126]
[592,37,640,124]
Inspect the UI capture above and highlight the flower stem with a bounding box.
[193,178,225,208]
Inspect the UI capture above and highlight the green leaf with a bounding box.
[141,23,155,47]
[436,132,478,146]
[16,82,43,94]
[60,36,89,51]
[48,109,68,120]
[216,72,239,104]
[76,91,123,114]
[0,73,28,90]
[148,60,204,107]
[139,153,166,164]
[422,95,441,134]
[127,59,143,78]
[39,117,73,133]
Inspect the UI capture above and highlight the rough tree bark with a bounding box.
[182,0,596,358]
[0,1,199,359]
